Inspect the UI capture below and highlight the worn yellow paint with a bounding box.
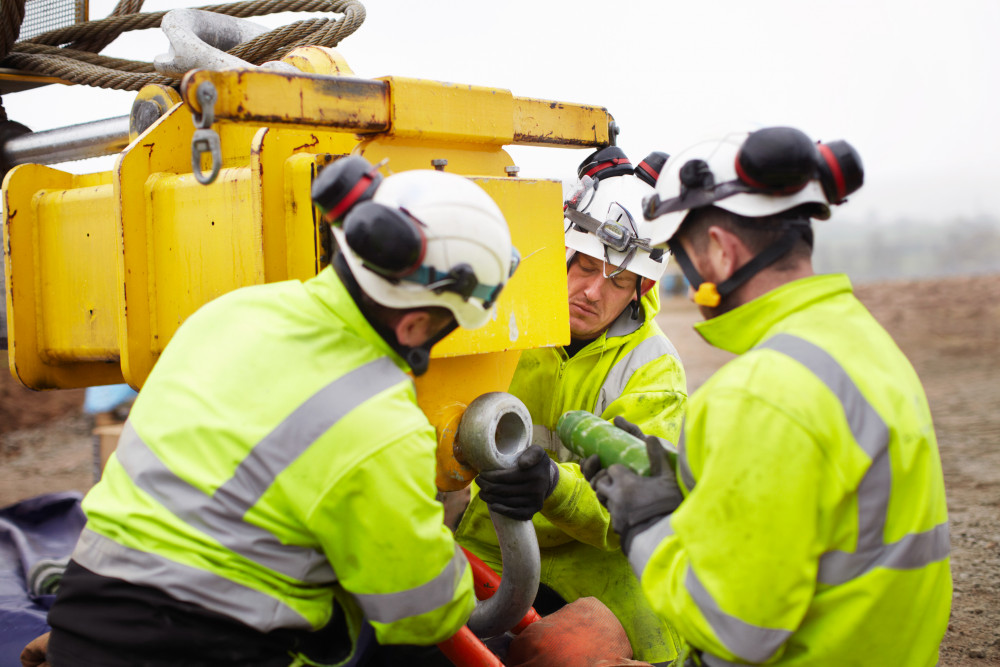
[181,68,390,134]
[7,66,578,418]
[434,176,570,357]
[179,69,613,149]
[129,84,182,141]
[513,96,611,148]
[380,76,515,144]
[250,127,355,281]
[281,46,355,76]
[3,163,123,389]
[144,168,264,352]
[357,137,516,178]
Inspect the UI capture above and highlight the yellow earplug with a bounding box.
[693,282,721,308]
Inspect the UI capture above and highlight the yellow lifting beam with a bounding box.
[4,52,617,488]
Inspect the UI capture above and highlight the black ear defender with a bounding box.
[735,127,818,194]
[577,145,634,181]
[311,155,384,223]
[816,140,864,204]
[311,155,428,280]
[735,127,864,204]
[342,202,427,279]
[635,151,669,187]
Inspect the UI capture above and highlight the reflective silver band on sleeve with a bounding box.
[702,653,750,667]
[628,515,675,580]
[594,335,679,415]
[353,544,468,624]
[72,528,312,632]
[115,356,410,583]
[686,567,792,663]
[755,333,950,584]
[819,520,951,585]
[677,426,696,492]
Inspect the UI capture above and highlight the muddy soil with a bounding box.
[2,273,998,664]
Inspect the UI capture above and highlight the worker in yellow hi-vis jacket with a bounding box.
[43,158,520,667]
[585,127,951,666]
[457,147,688,665]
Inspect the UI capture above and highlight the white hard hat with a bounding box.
[317,163,516,330]
[565,174,667,281]
[564,146,670,283]
[642,128,864,246]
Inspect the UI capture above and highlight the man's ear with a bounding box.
[705,225,750,282]
[393,310,435,348]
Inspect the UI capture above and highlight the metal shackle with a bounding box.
[455,392,541,639]
[457,392,532,472]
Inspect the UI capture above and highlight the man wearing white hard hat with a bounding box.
[457,147,688,664]
[42,157,519,667]
[584,128,952,665]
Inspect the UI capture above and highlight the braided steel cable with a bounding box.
[0,0,365,91]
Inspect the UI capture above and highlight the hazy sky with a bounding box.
[6,0,999,224]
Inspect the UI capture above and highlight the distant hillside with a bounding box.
[813,214,1000,283]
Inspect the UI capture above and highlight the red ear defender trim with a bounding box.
[733,156,771,191]
[584,157,631,178]
[324,172,376,222]
[817,143,847,202]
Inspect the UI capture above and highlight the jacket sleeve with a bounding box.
[540,352,688,551]
[600,351,687,446]
[307,428,475,646]
[631,390,826,664]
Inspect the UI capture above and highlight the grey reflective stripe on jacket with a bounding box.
[677,426,696,492]
[626,515,793,663]
[628,515,674,580]
[594,335,680,416]
[634,333,950,664]
[757,333,950,585]
[73,356,446,632]
[354,544,468,624]
[73,528,315,631]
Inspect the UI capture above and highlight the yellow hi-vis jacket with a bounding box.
[457,288,688,663]
[72,267,475,653]
[628,274,952,666]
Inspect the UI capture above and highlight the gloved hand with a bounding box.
[585,416,683,555]
[477,445,558,521]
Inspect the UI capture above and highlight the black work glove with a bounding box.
[586,416,683,555]
[477,445,558,521]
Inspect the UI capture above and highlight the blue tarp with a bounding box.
[0,492,85,667]
[83,385,137,415]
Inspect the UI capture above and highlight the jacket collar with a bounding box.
[694,274,853,355]
[303,266,409,370]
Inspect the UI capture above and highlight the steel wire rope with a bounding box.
[0,0,365,92]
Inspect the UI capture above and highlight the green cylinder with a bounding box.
[557,410,671,476]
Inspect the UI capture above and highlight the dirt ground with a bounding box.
[2,273,998,664]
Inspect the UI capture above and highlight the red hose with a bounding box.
[436,547,542,666]
[437,625,504,667]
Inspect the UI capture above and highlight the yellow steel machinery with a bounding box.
[2,47,617,490]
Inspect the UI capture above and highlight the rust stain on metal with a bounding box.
[292,135,321,152]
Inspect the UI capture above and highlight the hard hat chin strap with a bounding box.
[669,221,808,309]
